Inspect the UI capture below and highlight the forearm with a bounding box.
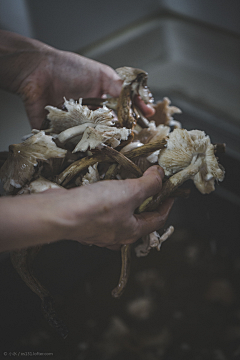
[0,193,63,252]
[0,29,54,94]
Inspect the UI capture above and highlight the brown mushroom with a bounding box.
[0,131,67,194]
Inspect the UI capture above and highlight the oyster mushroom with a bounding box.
[134,121,170,144]
[81,163,100,185]
[0,131,67,194]
[45,98,132,153]
[120,124,170,174]
[80,67,153,129]
[115,66,153,129]
[138,128,225,214]
[48,99,115,144]
[45,98,114,134]
[115,66,153,105]
[147,97,182,128]
[135,226,175,257]
[19,176,63,194]
[56,138,167,186]
[158,128,225,194]
[72,124,131,153]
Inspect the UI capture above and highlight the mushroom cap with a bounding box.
[0,132,67,193]
[158,128,225,194]
[45,98,114,134]
[115,66,148,84]
[82,163,100,185]
[73,125,131,153]
[19,176,63,194]
[134,122,170,144]
[147,97,182,127]
[115,67,152,104]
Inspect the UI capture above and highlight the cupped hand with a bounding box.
[0,165,173,252]
[20,48,155,129]
[49,165,174,248]
[1,30,155,130]
[18,47,123,129]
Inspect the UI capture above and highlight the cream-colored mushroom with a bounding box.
[19,176,63,194]
[148,97,182,128]
[72,125,131,153]
[121,122,170,168]
[158,128,224,194]
[82,163,100,185]
[135,226,175,257]
[45,98,115,134]
[115,66,153,105]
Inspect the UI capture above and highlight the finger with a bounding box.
[107,78,123,97]
[122,198,174,244]
[102,66,123,97]
[129,165,164,209]
[134,95,155,117]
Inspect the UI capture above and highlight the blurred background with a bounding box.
[0,1,240,359]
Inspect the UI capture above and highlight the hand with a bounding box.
[0,30,154,130]
[18,48,124,129]
[48,165,174,249]
[0,166,173,252]
[19,50,155,129]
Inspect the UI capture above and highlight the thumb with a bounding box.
[101,66,123,97]
[121,197,174,245]
[130,165,165,210]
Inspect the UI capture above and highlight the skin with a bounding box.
[0,30,174,252]
[0,166,174,252]
[0,30,154,129]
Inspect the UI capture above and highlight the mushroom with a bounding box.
[19,176,63,194]
[138,128,225,215]
[147,97,182,128]
[2,65,226,335]
[45,98,132,153]
[135,226,175,257]
[115,66,153,129]
[56,138,167,187]
[134,121,170,144]
[120,123,170,174]
[78,67,154,129]
[115,66,153,105]
[81,163,100,185]
[158,128,225,194]
[0,131,67,194]
[72,124,131,153]
[45,98,114,134]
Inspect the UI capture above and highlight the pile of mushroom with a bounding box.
[0,66,225,338]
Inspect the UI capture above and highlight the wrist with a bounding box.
[0,192,64,252]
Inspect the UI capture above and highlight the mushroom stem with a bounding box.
[57,123,93,144]
[117,84,136,129]
[157,225,175,251]
[104,163,119,180]
[57,139,166,186]
[102,146,143,178]
[133,105,150,128]
[111,244,131,298]
[56,153,108,186]
[138,157,204,213]
[123,138,167,159]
